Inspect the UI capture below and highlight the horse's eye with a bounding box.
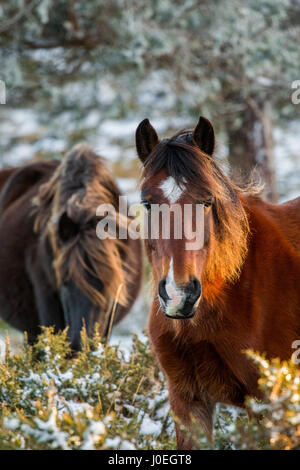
[58,212,80,242]
[142,201,152,212]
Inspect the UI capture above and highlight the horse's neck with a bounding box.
[194,196,300,341]
[0,167,16,193]
[210,196,300,351]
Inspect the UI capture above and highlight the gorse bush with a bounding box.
[232,352,300,450]
[0,327,175,450]
[188,352,300,450]
[0,327,299,450]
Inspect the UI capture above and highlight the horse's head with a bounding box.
[33,144,129,350]
[136,116,250,322]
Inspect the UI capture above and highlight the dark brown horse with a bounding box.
[0,144,142,350]
[136,115,300,449]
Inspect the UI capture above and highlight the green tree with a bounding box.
[0,0,299,199]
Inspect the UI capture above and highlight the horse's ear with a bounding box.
[136,118,159,163]
[193,116,215,156]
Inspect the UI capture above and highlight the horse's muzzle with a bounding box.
[60,281,95,351]
[158,277,201,319]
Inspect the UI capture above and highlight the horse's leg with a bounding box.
[169,384,214,450]
[26,257,65,333]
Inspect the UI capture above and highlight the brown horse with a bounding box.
[136,115,300,449]
[0,144,142,350]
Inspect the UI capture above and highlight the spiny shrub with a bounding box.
[186,352,300,450]
[0,327,175,450]
[1,328,299,450]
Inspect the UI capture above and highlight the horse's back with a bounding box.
[281,195,300,217]
[0,167,17,193]
[272,196,300,252]
[0,160,59,215]
[244,195,300,253]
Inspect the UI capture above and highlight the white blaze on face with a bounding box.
[164,258,186,317]
[158,177,187,316]
[159,176,185,204]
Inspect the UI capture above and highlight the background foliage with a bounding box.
[0,0,300,199]
[0,328,175,450]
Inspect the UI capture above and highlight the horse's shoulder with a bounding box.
[0,160,59,214]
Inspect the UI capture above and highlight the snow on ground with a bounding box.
[0,109,298,194]
[0,329,23,360]
[116,177,140,204]
[110,293,151,357]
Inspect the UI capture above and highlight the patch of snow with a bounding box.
[80,420,106,450]
[106,436,121,449]
[3,417,20,431]
[140,415,162,436]
[120,440,136,450]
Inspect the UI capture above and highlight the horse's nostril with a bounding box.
[186,278,201,303]
[158,278,169,304]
